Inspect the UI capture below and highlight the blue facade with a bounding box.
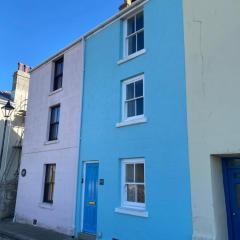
[76,0,192,239]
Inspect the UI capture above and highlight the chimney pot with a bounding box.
[24,65,29,73]
[119,0,136,10]
[18,62,23,71]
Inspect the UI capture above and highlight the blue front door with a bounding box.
[83,163,99,234]
[223,158,240,240]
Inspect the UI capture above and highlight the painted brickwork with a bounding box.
[15,42,84,235]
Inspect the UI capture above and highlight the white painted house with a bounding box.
[0,64,29,219]
[184,0,240,239]
[15,40,84,235]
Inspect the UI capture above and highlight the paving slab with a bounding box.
[0,220,73,240]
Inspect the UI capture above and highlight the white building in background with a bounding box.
[184,0,240,239]
[15,40,84,235]
[0,63,30,219]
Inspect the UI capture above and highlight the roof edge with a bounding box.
[84,0,147,39]
[30,0,148,73]
[30,37,83,73]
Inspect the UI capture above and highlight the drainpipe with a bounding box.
[74,36,86,238]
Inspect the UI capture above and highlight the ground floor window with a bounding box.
[43,164,56,203]
[122,158,145,209]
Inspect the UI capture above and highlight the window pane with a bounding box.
[227,159,240,167]
[43,184,50,202]
[51,108,57,123]
[136,12,144,31]
[53,75,62,90]
[57,76,63,89]
[127,100,135,117]
[128,35,136,55]
[137,31,144,51]
[127,16,135,35]
[135,80,143,97]
[43,164,56,203]
[48,184,54,201]
[46,167,52,182]
[56,107,60,122]
[236,184,240,208]
[126,164,134,182]
[53,58,63,91]
[56,62,63,75]
[51,165,56,182]
[137,185,145,203]
[127,184,136,202]
[136,98,144,116]
[135,164,144,183]
[51,106,60,124]
[45,167,50,182]
[49,124,58,141]
[126,83,134,100]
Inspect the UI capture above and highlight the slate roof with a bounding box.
[0,91,12,101]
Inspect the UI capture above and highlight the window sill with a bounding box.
[49,88,63,96]
[44,140,59,145]
[117,49,146,65]
[116,117,147,128]
[38,203,54,210]
[115,207,148,218]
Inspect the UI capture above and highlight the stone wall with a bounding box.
[0,179,18,219]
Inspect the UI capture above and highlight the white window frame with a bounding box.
[121,158,146,210]
[123,10,144,57]
[122,74,144,122]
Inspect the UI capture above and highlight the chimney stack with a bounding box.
[119,0,137,10]
[24,64,29,73]
[18,62,23,71]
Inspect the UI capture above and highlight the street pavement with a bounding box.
[0,219,73,240]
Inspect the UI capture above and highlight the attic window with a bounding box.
[125,11,144,56]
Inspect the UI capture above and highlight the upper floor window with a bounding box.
[122,75,144,121]
[49,105,60,141]
[122,158,145,209]
[125,11,144,56]
[53,57,64,91]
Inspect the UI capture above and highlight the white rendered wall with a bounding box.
[15,42,83,235]
[183,1,240,239]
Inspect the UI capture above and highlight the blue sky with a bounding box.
[0,0,122,91]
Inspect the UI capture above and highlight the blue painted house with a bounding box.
[76,0,192,239]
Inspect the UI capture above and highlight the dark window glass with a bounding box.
[127,184,136,202]
[236,184,240,208]
[125,79,144,118]
[126,11,144,56]
[136,12,144,31]
[127,16,135,36]
[43,164,56,203]
[126,164,134,182]
[135,164,144,183]
[227,159,240,167]
[137,31,144,51]
[126,83,134,100]
[135,80,143,97]
[127,100,135,117]
[53,58,64,91]
[49,105,60,141]
[137,185,145,203]
[128,35,137,55]
[136,98,144,115]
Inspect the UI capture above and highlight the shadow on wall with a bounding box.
[0,117,24,220]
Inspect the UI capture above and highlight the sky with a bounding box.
[0,0,122,91]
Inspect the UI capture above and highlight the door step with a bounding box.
[78,233,96,240]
